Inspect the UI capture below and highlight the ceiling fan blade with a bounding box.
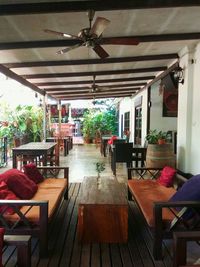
[56,43,82,54]
[90,17,110,37]
[93,44,109,59]
[44,29,79,39]
[101,37,140,45]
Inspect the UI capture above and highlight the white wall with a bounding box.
[177,44,200,174]
[118,42,200,175]
[150,81,177,132]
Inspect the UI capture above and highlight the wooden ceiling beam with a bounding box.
[49,88,139,96]
[4,54,178,68]
[58,94,131,100]
[34,77,154,86]
[1,32,200,50]
[44,84,143,92]
[0,1,199,15]
[22,66,166,79]
[54,92,133,100]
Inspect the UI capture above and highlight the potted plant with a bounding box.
[145,129,175,168]
[145,130,169,144]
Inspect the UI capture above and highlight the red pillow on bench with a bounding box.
[23,163,44,184]
[0,169,38,199]
[0,181,20,215]
[157,166,176,187]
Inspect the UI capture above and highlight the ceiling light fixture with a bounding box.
[173,66,184,85]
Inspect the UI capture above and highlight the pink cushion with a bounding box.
[108,136,117,145]
[0,228,5,267]
[0,181,19,215]
[0,169,38,199]
[23,163,44,184]
[157,166,176,187]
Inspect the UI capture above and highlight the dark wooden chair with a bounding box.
[3,235,31,267]
[111,142,133,176]
[173,231,200,267]
[132,146,147,167]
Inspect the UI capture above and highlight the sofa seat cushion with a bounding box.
[3,178,67,223]
[128,179,176,227]
[38,178,67,189]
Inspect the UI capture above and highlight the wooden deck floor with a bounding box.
[3,182,175,267]
[2,144,200,266]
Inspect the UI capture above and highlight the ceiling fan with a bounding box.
[88,75,109,93]
[44,10,139,59]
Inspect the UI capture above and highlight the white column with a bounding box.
[177,46,195,172]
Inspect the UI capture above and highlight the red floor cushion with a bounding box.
[0,181,20,215]
[23,163,44,184]
[0,169,38,199]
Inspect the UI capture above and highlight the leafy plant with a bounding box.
[82,104,118,142]
[0,104,44,147]
[95,162,105,178]
[146,130,169,144]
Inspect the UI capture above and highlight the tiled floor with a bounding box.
[60,143,128,183]
[0,143,128,184]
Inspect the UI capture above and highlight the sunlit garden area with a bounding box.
[0,74,119,167]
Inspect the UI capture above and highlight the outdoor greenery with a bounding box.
[82,100,118,142]
[145,129,169,144]
[0,104,44,147]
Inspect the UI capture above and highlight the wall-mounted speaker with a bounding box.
[161,72,178,91]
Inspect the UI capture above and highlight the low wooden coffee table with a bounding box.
[78,176,128,243]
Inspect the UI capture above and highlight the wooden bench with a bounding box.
[127,167,200,260]
[4,235,31,267]
[0,166,68,257]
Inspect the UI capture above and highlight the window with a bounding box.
[124,112,130,131]
[134,106,142,145]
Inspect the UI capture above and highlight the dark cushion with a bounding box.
[0,181,20,215]
[169,174,200,219]
[23,163,44,184]
[157,166,176,187]
[170,174,200,202]
[0,169,38,199]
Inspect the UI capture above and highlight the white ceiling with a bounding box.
[0,1,200,100]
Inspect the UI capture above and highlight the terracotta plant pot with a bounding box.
[158,139,166,145]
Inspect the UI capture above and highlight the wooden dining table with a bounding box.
[46,137,69,156]
[12,142,57,168]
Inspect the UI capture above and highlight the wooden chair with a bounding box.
[173,231,200,267]
[3,235,31,267]
[0,228,31,267]
[46,139,61,176]
[111,142,133,176]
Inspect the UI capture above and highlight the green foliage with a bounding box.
[145,129,169,144]
[95,162,105,175]
[82,104,118,139]
[0,104,44,146]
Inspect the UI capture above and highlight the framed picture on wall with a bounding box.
[162,89,178,117]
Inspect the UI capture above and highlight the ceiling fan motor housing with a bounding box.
[78,28,98,46]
